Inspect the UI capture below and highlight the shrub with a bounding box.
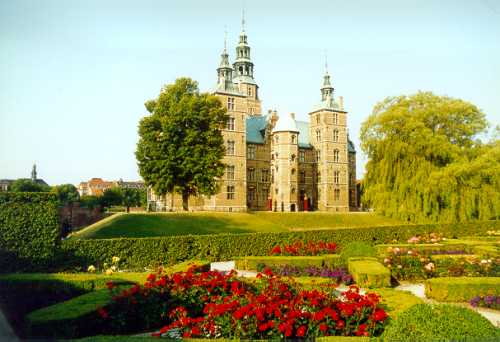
[0,192,60,272]
[382,304,500,341]
[425,277,500,302]
[270,240,337,256]
[235,255,342,271]
[57,220,500,272]
[340,242,377,264]
[347,257,391,288]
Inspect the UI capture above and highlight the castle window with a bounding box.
[334,189,340,201]
[261,169,269,182]
[291,168,295,175]
[260,187,269,202]
[333,129,339,142]
[316,150,321,163]
[333,113,338,124]
[317,171,321,183]
[291,135,296,144]
[291,154,296,162]
[248,87,253,97]
[334,171,340,184]
[247,144,256,159]
[333,149,340,162]
[300,171,306,183]
[227,185,235,199]
[316,129,321,142]
[247,187,255,202]
[316,115,320,124]
[226,117,235,130]
[226,165,235,180]
[275,136,279,144]
[247,168,255,181]
[291,188,295,194]
[299,150,305,162]
[227,97,235,111]
[227,140,235,155]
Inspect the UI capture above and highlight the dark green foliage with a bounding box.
[382,304,500,341]
[9,179,50,192]
[340,241,377,264]
[59,220,500,271]
[136,77,228,210]
[235,255,342,271]
[120,188,142,212]
[0,192,60,272]
[51,184,80,206]
[79,195,101,209]
[100,187,123,208]
[361,92,499,222]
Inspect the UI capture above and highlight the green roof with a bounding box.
[246,115,268,144]
[348,139,356,153]
[296,121,312,148]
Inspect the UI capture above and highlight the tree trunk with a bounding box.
[182,191,189,211]
[126,205,130,213]
[170,193,174,212]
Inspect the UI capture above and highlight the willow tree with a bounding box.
[136,78,227,210]
[360,91,499,222]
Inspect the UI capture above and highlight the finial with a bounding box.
[224,25,227,51]
[242,8,246,32]
[324,50,329,74]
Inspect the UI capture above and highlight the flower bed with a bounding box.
[270,240,337,256]
[101,267,389,339]
[261,264,353,284]
[470,295,500,310]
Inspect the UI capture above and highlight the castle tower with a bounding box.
[271,113,299,212]
[309,64,349,211]
[211,32,248,212]
[232,11,261,115]
[31,163,37,182]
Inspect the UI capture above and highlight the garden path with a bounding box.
[0,308,18,342]
[395,283,500,327]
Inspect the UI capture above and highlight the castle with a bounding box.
[148,20,358,212]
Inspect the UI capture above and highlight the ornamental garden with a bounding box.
[0,192,499,341]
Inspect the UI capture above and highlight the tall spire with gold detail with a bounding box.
[321,51,334,101]
[216,27,238,93]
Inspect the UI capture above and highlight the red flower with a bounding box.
[271,246,282,255]
[191,326,201,335]
[374,309,388,321]
[97,307,108,319]
[147,273,156,282]
[296,325,307,337]
[319,323,328,332]
[105,281,114,290]
[336,320,345,329]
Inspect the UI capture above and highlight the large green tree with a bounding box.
[9,179,50,192]
[136,78,227,210]
[360,91,499,222]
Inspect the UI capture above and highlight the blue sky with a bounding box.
[1,0,499,185]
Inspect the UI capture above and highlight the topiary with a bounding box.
[340,241,377,264]
[382,303,500,341]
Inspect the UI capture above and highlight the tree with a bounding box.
[100,187,123,209]
[136,78,227,210]
[121,187,141,213]
[360,91,499,223]
[52,184,80,233]
[9,179,50,192]
[80,195,101,209]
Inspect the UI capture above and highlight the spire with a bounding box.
[31,163,37,182]
[216,27,237,93]
[321,51,334,101]
[233,8,255,84]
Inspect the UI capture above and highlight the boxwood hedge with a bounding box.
[0,192,60,272]
[425,277,500,302]
[59,220,500,271]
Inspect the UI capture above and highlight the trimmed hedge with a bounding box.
[382,304,500,341]
[425,277,500,302]
[59,220,500,271]
[0,192,60,272]
[235,254,342,271]
[347,257,391,288]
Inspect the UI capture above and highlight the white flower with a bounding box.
[87,265,96,273]
[397,265,402,269]
[424,262,435,271]
[384,258,390,264]
[105,269,114,275]
[110,265,117,271]
[408,250,413,255]
[394,247,401,254]
[112,256,120,264]
[480,259,488,264]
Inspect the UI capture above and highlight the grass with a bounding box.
[72,211,403,239]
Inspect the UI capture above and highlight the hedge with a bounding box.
[347,257,391,288]
[425,277,500,302]
[234,254,342,271]
[382,303,500,341]
[59,220,500,271]
[0,192,60,272]
[0,273,145,338]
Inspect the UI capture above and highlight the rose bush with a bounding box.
[100,266,388,338]
[270,241,337,256]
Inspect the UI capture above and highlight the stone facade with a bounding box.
[148,22,358,212]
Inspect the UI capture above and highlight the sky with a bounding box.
[1,0,499,186]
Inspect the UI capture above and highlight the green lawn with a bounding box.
[71,212,403,239]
